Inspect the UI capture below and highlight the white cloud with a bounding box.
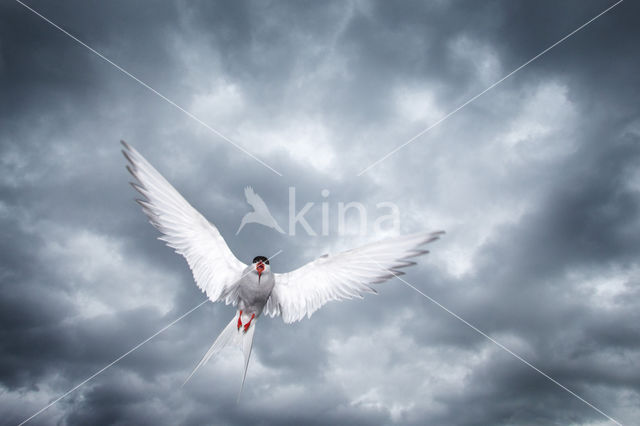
[190,81,246,124]
[498,81,578,160]
[236,116,338,173]
[325,318,485,422]
[448,35,502,85]
[39,226,180,317]
[393,86,443,125]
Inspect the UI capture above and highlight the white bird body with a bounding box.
[236,264,275,316]
[122,141,443,393]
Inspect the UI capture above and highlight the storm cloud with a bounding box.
[1,0,639,424]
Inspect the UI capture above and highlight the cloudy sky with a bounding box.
[2,0,639,424]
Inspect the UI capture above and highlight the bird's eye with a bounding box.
[265,260,270,265]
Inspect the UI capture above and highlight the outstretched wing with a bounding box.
[266,231,444,323]
[122,141,247,303]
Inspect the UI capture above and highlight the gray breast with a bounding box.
[236,269,275,316]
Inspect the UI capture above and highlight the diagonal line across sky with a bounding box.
[364,257,623,426]
[357,0,625,176]
[11,0,626,424]
[17,299,210,426]
[15,242,283,426]
[14,0,283,177]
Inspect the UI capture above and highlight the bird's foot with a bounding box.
[237,310,243,330]
[243,314,255,333]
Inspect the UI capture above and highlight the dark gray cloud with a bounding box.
[1,0,639,424]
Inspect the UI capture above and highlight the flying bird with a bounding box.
[236,186,285,235]
[121,141,443,393]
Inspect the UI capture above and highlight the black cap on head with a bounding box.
[252,255,269,265]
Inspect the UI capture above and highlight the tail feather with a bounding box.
[183,312,257,392]
[239,319,256,397]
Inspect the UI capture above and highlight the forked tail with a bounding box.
[183,312,257,396]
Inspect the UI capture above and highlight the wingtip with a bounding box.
[126,167,140,183]
[418,230,446,246]
[123,151,136,171]
[134,197,151,208]
[129,181,146,195]
[120,140,136,157]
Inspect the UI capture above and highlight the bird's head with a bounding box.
[252,255,271,279]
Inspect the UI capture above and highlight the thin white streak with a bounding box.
[386,268,622,425]
[18,249,284,425]
[14,0,283,177]
[357,0,624,176]
[18,299,210,426]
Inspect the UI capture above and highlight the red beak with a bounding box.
[256,262,265,277]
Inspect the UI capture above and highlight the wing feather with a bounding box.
[122,141,246,303]
[266,231,444,323]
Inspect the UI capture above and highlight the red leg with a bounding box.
[237,310,243,330]
[243,314,255,333]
